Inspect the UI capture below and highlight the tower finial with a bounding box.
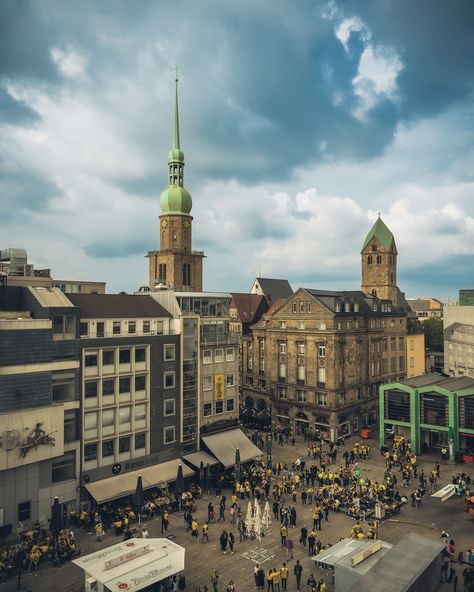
[377,211,381,218]
[172,65,180,151]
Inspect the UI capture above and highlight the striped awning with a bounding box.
[182,450,219,469]
[201,428,263,469]
[84,459,195,504]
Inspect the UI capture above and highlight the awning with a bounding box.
[73,538,185,591]
[182,450,219,470]
[201,428,263,469]
[84,459,195,504]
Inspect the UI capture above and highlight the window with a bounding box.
[376,255,382,265]
[80,322,88,337]
[317,367,326,386]
[96,322,105,338]
[18,501,31,522]
[226,348,234,361]
[296,389,306,403]
[318,321,326,331]
[399,356,405,372]
[214,349,224,363]
[102,379,115,396]
[164,371,175,389]
[85,353,97,368]
[299,301,305,313]
[164,426,176,444]
[279,342,286,354]
[298,343,305,356]
[299,321,305,330]
[135,403,147,421]
[53,372,76,402]
[226,373,234,387]
[119,436,131,453]
[133,432,145,450]
[318,344,326,358]
[102,409,115,429]
[277,386,287,399]
[102,439,115,457]
[215,400,224,414]
[143,320,151,333]
[128,321,136,334]
[410,356,415,368]
[84,381,98,398]
[410,339,415,351]
[203,376,213,390]
[84,443,97,462]
[259,358,265,372]
[52,315,75,339]
[119,406,131,425]
[279,363,286,379]
[259,339,265,351]
[248,355,253,370]
[317,392,327,406]
[135,347,146,363]
[135,375,146,392]
[226,399,235,412]
[203,403,212,417]
[64,409,78,442]
[102,350,114,365]
[119,377,131,393]
[367,255,373,265]
[119,349,131,364]
[52,451,76,483]
[203,350,212,364]
[163,399,175,417]
[297,365,305,382]
[292,302,297,313]
[398,336,404,348]
[84,411,98,431]
[164,344,175,361]
[280,321,286,329]
[113,321,121,335]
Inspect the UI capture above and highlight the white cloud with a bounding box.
[335,17,370,49]
[352,44,403,118]
[50,47,87,79]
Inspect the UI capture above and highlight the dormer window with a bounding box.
[372,244,378,252]
[335,300,341,312]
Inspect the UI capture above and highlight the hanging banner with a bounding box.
[214,374,224,400]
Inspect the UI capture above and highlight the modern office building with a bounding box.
[379,373,474,459]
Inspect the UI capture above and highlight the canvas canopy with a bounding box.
[201,428,263,468]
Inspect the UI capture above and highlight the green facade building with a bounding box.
[379,373,474,461]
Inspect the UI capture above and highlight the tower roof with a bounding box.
[361,216,396,252]
[160,74,192,216]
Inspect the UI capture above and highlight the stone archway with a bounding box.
[256,398,267,411]
[244,396,255,409]
[295,411,309,435]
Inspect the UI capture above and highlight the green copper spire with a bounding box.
[160,72,192,216]
[361,215,396,252]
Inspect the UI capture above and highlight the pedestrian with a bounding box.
[211,569,219,592]
[280,524,287,547]
[285,537,294,560]
[299,526,308,547]
[267,568,274,592]
[294,560,303,591]
[229,531,235,554]
[141,527,149,538]
[202,522,209,543]
[95,521,103,542]
[218,504,226,522]
[256,567,265,590]
[220,529,228,554]
[280,563,289,590]
[178,574,186,590]
[162,510,169,533]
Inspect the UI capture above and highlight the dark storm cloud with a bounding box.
[347,0,474,119]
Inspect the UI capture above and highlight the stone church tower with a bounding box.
[147,77,204,291]
[361,216,398,303]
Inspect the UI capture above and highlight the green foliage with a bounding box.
[422,317,444,351]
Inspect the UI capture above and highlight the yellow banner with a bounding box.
[214,374,224,400]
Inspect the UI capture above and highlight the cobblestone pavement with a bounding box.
[1,434,472,592]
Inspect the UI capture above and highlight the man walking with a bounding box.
[294,559,303,592]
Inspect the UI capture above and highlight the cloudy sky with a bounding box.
[1,0,473,300]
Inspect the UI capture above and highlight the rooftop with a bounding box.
[399,372,474,392]
[67,294,171,319]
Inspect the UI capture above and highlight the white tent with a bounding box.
[73,537,185,592]
[245,501,254,536]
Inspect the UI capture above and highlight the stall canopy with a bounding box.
[182,450,220,470]
[84,459,195,504]
[201,428,263,469]
[73,537,184,592]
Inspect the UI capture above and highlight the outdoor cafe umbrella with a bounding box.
[235,448,241,483]
[134,475,145,524]
[253,499,262,540]
[176,464,184,493]
[261,501,272,537]
[50,496,61,538]
[245,501,254,535]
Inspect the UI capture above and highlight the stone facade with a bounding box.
[242,288,407,440]
[361,223,398,303]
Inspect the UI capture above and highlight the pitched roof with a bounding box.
[254,278,293,303]
[361,217,396,252]
[230,293,267,324]
[67,294,171,319]
[305,289,406,315]
[401,372,474,392]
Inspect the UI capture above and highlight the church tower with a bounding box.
[361,215,398,303]
[147,76,204,291]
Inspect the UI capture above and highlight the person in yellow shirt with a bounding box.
[280,563,289,590]
[191,519,198,541]
[271,567,281,592]
[201,522,209,543]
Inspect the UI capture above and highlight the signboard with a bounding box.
[351,540,382,567]
[214,374,224,400]
[104,543,151,570]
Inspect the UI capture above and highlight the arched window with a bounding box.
[372,244,378,252]
[371,289,377,297]
[367,255,373,265]
[376,255,382,264]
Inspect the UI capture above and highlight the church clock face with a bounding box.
[161,219,168,228]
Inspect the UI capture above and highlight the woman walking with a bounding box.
[220,529,228,554]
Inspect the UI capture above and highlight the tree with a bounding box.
[422,317,444,351]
